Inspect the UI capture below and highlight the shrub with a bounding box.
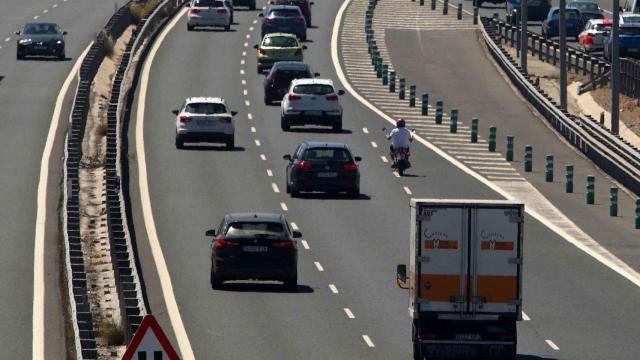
[98,30,115,59]
[95,122,107,138]
[99,319,125,346]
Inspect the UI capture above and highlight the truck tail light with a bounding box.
[343,162,358,170]
[215,239,239,249]
[189,8,200,14]
[179,116,192,123]
[272,239,294,249]
[296,161,311,169]
[288,94,301,101]
[325,94,339,101]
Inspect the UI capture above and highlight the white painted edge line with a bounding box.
[280,202,288,211]
[522,312,530,321]
[314,261,324,271]
[329,284,338,293]
[33,40,92,360]
[343,308,355,319]
[546,339,560,350]
[332,0,640,289]
[362,335,375,347]
[301,240,310,249]
[135,7,195,359]
[271,182,280,193]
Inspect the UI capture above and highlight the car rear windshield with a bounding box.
[269,9,301,17]
[292,84,334,95]
[552,9,580,19]
[621,27,640,35]
[593,24,612,31]
[194,0,224,7]
[263,36,299,47]
[274,70,311,84]
[303,148,353,162]
[23,23,61,35]
[623,16,640,24]
[185,102,227,114]
[225,222,285,237]
[569,2,599,11]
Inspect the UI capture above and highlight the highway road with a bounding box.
[126,1,640,359]
[0,0,129,358]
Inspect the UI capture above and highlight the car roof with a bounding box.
[272,61,310,70]
[24,21,59,26]
[290,78,334,86]
[226,213,284,222]
[303,141,350,149]
[264,32,298,39]
[268,5,301,10]
[185,97,225,103]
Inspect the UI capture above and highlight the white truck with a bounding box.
[396,199,524,360]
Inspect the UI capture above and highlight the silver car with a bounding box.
[187,0,231,31]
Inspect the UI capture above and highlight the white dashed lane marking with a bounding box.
[290,222,299,231]
[249,26,254,31]
[362,127,369,134]
[370,141,378,148]
[43,9,48,13]
[253,19,258,24]
[546,340,560,351]
[33,15,40,19]
[260,154,267,161]
[240,69,245,75]
[280,202,288,211]
[254,139,261,146]
[243,89,248,95]
[242,79,246,85]
[271,183,279,193]
[393,171,400,178]
[403,186,412,195]
[343,308,355,319]
[248,113,253,120]
[522,312,530,321]
[250,126,256,133]
[362,335,375,348]
[329,284,338,293]
[301,240,310,249]
[241,59,245,65]
[314,262,324,271]
[266,169,273,177]
[246,34,250,39]
[4,37,10,42]
[381,156,388,163]
[242,51,246,56]
[244,42,248,47]
[53,3,58,7]
[244,100,250,106]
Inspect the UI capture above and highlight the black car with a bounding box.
[15,22,67,60]
[507,0,552,23]
[567,0,604,25]
[233,0,256,10]
[207,213,301,290]
[264,62,318,105]
[284,142,361,197]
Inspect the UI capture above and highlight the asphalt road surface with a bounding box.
[127,2,640,360]
[0,0,127,358]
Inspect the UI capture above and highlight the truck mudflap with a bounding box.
[417,341,516,360]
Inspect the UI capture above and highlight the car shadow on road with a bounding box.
[286,128,353,134]
[0,76,4,83]
[19,56,72,62]
[217,282,314,293]
[398,172,426,178]
[190,28,237,32]
[517,355,558,360]
[293,192,371,201]
[181,145,246,152]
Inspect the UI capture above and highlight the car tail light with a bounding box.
[548,21,554,27]
[272,239,294,249]
[217,8,228,13]
[343,162,358,170]
[270,74,277,83]
[189,8,200,14]
[215,239,239,249]
[179,116,192,123]
[295,48,303,56]
[293,18,305,25]
[263,18,276,23]
[219,117,232,123]
[496,333,513,341]
[288,94,301,101]
[258,48,266,55]
[325,94,339,101]
[583,33,593,45]
[421,332,437,340]
[296,161,311,169]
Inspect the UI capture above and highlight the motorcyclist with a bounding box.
[386,118,413,161]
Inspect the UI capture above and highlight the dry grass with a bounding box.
[591,87,640,135]
[98,30,115,59]
[130,0,162,25]
[98,319,125,346]
[95,122,108,138]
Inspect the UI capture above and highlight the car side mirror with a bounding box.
[302,45,307,50]
[231,111,238,116]
[292,230,302,238]
[314,72,320,77]
[269,0,274,3]
[354,156,362,162]
[253,44,259,49]
[337,90,345,95]
[396,264,409,289]
[171,109,179,115]
[62,31,68,35]
[283,154,292,161]
[310,1,315,4]
[258,13,264,17]
[14,30,21,35]
[205,229,217,237]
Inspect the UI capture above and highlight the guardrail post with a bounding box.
[409,85,416,107]
[382,65,389,85]
[435,101,443,124]
[552,45,557,66]
[389,71,396,92]
[506,135,514,161]
[600,112,605,125]
[524,145,532,172]
[586,175,595,204]
[538,36,543,60]
[473,7,478,24]
[567,49,573,73]
[635,199,640,229]
[488,126,497,152]
[421,93,429,116]
[545,41,550,62]
[457,3,462,20]
[565,165,573,193]
[545,155,554,182]
[443,0,448,15]
[471,117,478,143]
[431,0,436,10]
[450,109,458,133]
[399,78,406,100]
[610,187,618,217]
[581,54,587,75]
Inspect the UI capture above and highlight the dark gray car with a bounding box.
[16,22,67,60]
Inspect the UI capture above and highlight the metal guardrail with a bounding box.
[481,17,640,196]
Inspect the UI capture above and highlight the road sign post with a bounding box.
[612,0,620,134]
[559,0,567,110]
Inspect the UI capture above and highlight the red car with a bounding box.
[271,0,313,26]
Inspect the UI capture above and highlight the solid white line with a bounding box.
[271,183,280,193]
[248,113,253,120]
[403,186,412,195]
[290,222,298,231]
[245,100,250,106]
[280,202,288,211]
[254,139,261,146]
[329,284,338,293]
[362,127,369,134]
[250,126,256,133]
[33,40,92,360]
[546,339,560,350]
[301,240,310,249]
[260,154,266,161]
[381,156,388,163]
[266,169,273,177]
[343,308,355,319]
[135,7,195,359]
[314,261,324,271]
[370,141,378,148]
[522,312,530,321]
[362,335,375,347]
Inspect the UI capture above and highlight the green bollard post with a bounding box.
[471,117,478,143]
[488,126,497,152]
[376,59,383,78]
[524,145,533,172]
[566,165,574,193]
[450,109,458,133]
[421,93,429,116]
[506,135,514,161]
[431,0,436,10]
[457,3,462,20]
[399,78,406,100]
[435,101,443,124]
[545,155,554,182]
[443,0,448,14]
[635,199,640,229]
[389,71,396,92]
[420,0,424,5]
[473,7,478,24]
[586,175,595,204]
[382,64,388,85]
[610,187,618,217]
[409,85,416,107]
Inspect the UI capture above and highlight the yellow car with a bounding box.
[254,33,306,73]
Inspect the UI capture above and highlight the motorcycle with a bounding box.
[383,127,415,176]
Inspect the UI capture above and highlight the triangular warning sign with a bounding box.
[122,314,180,360]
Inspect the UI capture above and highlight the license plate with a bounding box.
[305,110,322,116]
[34,45,47,50]
[196,120,213,126]
[454,334,482,341]
[242,246,268,252]
[628,48,639,52]
[317,172,337,178]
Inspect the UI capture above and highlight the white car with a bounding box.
[280,79,345,132]
[187,0,231,31]
[578,18,612,52]
[621,13,640,25]
[174,97,235,149]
